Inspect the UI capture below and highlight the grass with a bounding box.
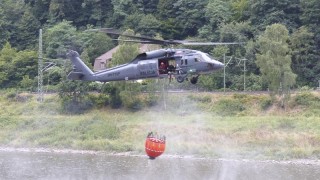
[0,91,320,160]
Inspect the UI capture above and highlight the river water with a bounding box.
[0,149,319,180]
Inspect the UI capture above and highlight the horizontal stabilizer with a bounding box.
[67,72,84,80]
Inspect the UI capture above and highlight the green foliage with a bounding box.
[110,29,139,66]
[0,0,319,93]
[14,6,41,50]
[215,98,246,116]
[256,24,296,97]
[44,21,80,58]
[231,0,249,21]
[205,0,232,28]
[294,92,320,106]
[188,94,211,103]
[102,84,122,109]
[5,89,18,100]
[79,31,114,65]
[248,0,301,33]
[88,94,110,108]
[58,80,92,114]
[120,90,143,111]
[137,14,160,37]
[290,27,319,87]
[260,97,273,110]
[0,42,37,89]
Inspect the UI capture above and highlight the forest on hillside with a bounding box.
[0,0,319,111]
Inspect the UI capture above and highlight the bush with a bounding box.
[61,98,93,114]
[6,90,17,100]
[120,90,143,111]
[143,94,158,107]
[187,94,211,103]
[215,98,246,116]
[260,97,273,110]
[88,94,110,108]
[294,92,319,106]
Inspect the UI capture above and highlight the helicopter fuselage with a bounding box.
[67,48,224,84]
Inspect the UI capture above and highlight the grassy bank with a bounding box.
[0,91,320,160]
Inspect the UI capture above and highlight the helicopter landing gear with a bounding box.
[176,75,185,83]
[190,75,199,84]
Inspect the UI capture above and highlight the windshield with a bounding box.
[199,52,213,62]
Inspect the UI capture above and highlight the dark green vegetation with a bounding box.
[0,91,319,160]
[0,0,320,94]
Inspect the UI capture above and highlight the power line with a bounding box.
[223,54,247,92]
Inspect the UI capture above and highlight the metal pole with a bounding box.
[162,80,167,110]
[243,58,246,91]
[37,29,43,102]
[223,54,226,93]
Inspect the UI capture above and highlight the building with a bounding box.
[93,44,153,72]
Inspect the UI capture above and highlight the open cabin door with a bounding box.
[158,58,176,75]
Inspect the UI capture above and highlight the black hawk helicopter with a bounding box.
[67,29,240,84]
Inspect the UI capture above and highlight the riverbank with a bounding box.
[0,91,320,160]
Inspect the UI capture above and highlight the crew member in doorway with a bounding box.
[159,62,167,74]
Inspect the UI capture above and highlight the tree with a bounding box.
[79,31,114,65]
[248,0,301,33]
[0,42,16,87]
[0,0,29,49]
[12,50,38,88]
[231,0,249,21]
[289,26,319,87]
[48,0,82,25]
[15,7,41,50]
[205,0,232,29]
[256,24,296,107]
[110,0,137,28]
[108,29,142,109]
[110,29,140,66]
[26,0,51,25]
[135,0,159,14]
[173,0,208,37]
[44,21,80,59]
[0,42,37,88]
[137,14,160,37]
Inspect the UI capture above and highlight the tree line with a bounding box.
[0,0,319,111]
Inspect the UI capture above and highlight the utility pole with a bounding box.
[243,58,247,91]
[223,54,226,93]
[37,29,43,102]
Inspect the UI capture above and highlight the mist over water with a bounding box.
[138,86,320,179]
[0,149,319,180]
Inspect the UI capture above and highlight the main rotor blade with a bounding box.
[112,39,159,44]
[95,28,169,44]
[85,28,114,32]
[87,28,243,46]
[180,41,244,46]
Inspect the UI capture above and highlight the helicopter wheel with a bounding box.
[176,76,184,83]
[190,76,199,84]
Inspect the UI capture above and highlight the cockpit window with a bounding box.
[194,54,203,62]
[199,52,214,62]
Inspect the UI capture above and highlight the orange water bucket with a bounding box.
[145,133,166,159]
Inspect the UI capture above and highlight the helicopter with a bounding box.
[67,29,240,84]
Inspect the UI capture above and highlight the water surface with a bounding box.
[0,149,319,180]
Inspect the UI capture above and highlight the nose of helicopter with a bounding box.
[215,61,224,69]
